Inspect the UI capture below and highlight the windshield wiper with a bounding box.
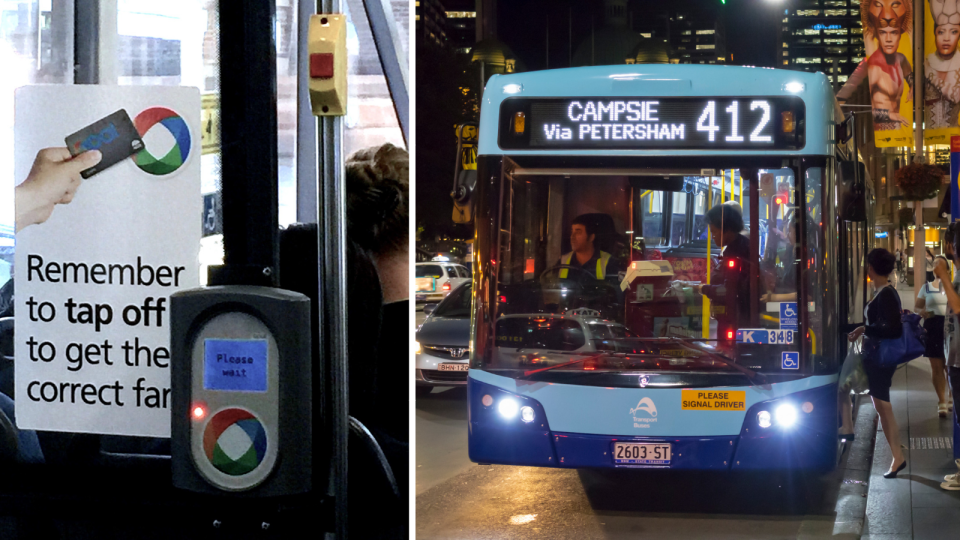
[666,338,766,384]
[521,351,605,377]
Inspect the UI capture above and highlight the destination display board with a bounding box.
[498,96,805,150]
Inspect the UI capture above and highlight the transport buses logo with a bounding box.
[203,408,267,476]
[132,107,191,176]
[629,397,659,429]
[629,397,657,417]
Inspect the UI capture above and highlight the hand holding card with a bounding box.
[64,109,144,179]
[15,148,101,232]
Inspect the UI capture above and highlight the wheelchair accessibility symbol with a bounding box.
[779,302,798,331]
[782,352,800,370]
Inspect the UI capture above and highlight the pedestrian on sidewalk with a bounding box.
[916,254,951,416]
[847,248,907,478]
[934,223,960,490]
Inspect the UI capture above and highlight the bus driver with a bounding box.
[557,215,619,281]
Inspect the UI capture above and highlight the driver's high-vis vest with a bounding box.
[560,251,611,279]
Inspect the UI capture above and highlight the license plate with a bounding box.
[613,443,671,465]
[438,363,469,371]
[416,294,426,301]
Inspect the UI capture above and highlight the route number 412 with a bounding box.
[697,100,772,144]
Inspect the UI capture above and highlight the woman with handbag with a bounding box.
[848,249,907,478]
[917,255,951,416]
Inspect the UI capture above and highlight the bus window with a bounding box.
[640,191,664,246]
[482,166,815,376]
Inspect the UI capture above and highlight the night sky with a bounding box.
[494,0,781,72]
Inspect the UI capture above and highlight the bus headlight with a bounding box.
[498,398,519,419]
[520,406,536,423]
[775,404,798,427]
[757,410,772,428]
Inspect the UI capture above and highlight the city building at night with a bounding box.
[444,0,477,54]
[666,3,727,65]
[416,0,449,48]
[779,0,865,84]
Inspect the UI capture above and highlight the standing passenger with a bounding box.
[847,249,907,478]
[935,223,960,489]
[916,255,950,416]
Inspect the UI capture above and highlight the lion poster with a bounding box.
[861,0,916,148]
[924,0,960,145]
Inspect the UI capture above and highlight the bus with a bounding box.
[464,65,873,472]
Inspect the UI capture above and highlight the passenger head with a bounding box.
[926,248,935,260]
[570,215,597,254]
[705,203,744,247]
[345,143,409,302]
[947,222,960,260]
[866,248,896,279]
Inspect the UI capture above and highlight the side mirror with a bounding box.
[838,160,868,222]
[423,304,438,316]
[835,114,854,145]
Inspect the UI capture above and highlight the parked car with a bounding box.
[416,281,471,397]
[415,262,470,304]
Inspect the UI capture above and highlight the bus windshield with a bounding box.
[474,162,827,381]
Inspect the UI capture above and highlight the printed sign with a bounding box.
[736,329,794,345]
[855,0,915,147]
[923,1,960,146]
[782,352,800,370]
[14,86,200,437]
[952,136,960,221]
[202,192,221,237]
[635,283,653,302]
[681,390,746,411]
[779,302,798,330]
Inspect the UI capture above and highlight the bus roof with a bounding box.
[478,65,836,158]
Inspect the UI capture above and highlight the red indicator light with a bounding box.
[499,295,507,303]
[728,260,736,268]
[192,404,206,421]
[727,330,734,339]
[775,197,783,205]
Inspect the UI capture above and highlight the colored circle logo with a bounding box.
[202,408,267,476]
[132,107,191,175]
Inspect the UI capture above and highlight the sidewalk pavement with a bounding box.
[861,283,960,539]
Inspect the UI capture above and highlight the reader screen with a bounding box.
[203,339,268,392]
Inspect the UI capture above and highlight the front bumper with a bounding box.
[468,377,838,471]
[415,350,469,386]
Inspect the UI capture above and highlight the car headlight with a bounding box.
[775,403,798,427]
[757,410,772,429]
[414,341,421,354]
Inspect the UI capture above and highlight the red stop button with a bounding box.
[310,53,334,79]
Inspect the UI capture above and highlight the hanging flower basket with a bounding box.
[898,207,915,228]
[895,162,943,201]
